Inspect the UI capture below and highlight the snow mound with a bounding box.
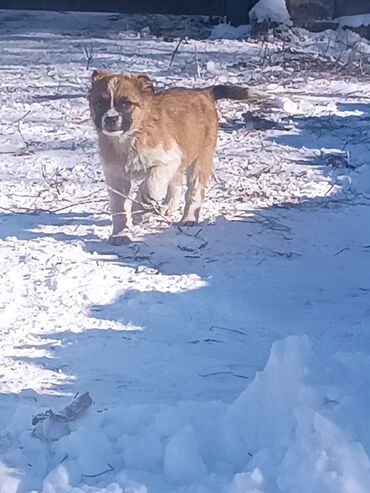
[249,0,291,25]
[2,336,370,492]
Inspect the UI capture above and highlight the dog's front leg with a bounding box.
[137,165,177,214]
[104,170,133,245]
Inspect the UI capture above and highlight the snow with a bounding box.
[3,337,370,492]
[0,8,370,493]
[249,0,291,25]
[337,14,370,28]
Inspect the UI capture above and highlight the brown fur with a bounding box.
[88,70,264,244]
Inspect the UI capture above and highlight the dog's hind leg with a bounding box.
[181,158,211,226]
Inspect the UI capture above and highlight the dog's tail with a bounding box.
[209,85,269,102]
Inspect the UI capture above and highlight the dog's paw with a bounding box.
[108,233,132,246]
[160,204,177,220]
[160,204,170,216]
[180,220,198,227]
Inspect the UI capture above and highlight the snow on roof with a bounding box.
[336,13,370,28]
[249,0,292,25]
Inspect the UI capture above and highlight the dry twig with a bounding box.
[83,44,94,70]
[169,37,184,69]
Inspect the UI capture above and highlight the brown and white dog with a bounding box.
[89,70,264,244]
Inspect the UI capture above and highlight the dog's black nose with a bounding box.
[105,115,119,127]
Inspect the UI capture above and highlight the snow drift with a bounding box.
[2,336,370,493]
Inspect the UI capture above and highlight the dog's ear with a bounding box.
[132,74,154,95]
[91,70,113,84]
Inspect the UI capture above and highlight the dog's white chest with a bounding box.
[106,134,182,179]
[127,141,182,176]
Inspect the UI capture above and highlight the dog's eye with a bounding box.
[115,98,131,110]
[96,98,109,110]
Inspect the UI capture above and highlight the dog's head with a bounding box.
[88,70,154,137]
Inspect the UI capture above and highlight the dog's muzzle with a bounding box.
[105,115,120,130]
[103,113,122,132]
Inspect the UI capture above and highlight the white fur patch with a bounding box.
[106,138,182,176]
[101,78,123,133]
[107,77,118,107]
[138,142,183,202]
[106,108,120,117]
[102,128,124,137]
[135,141,182,173]
[102,136,183,190]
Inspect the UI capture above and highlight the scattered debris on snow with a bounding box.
[32,392,93,441]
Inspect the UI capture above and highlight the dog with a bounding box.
[89,70,265,245]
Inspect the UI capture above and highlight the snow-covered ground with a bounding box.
[0,9,370,493]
